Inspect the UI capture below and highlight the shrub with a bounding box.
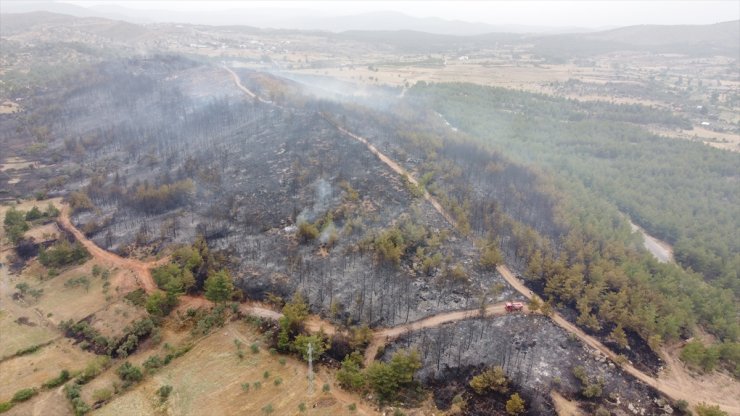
[505,393,525,415]
[25,206,43,221]
[595,407,611,416]
[274,377,282,386]
[696,403,728,416]
[116,362,143,385]
[157,385,173,401]
[0,402,13,413]
[298,402,306,412]
[78,357,110,384]
[43,369,70,388]
[38,240,89,268]
[469,366,509,395]
[3,207,29,244]
[204,270,235,303]
[143,355,163,372]
[64,382,90,416]
[124,288,147,306]
[250,343,260,354]
[322,383,330,393]
[337,352,365,391]
[92,388,113,403]
[15,343,43,357]
[297,221,319,242]
[675,400,690,413]
[11,388,37,403]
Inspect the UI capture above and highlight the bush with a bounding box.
[337,352,366,391]
[157,385,173,402]
[77,357,110,384]
[3,207,29,244]
[297,221,319,242]
[124,288,147,306]
[64,382,90,416]
[505,393,525,415]
[143,355,163,372]
[594,407,611,416]
[43,369,70,388]
[25,206,43,221]
[695,403,728,416]
[11,388,36,403]
[39,240,89,268]
[204,270,235,303]
[92,388,113,403]
[674,400,690,413]
[0,402,13,413]
[15,343,43,357]
[469,366,509,394]
[145,291,179,317]
[116,362,143,385]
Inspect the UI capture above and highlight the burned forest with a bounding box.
[2,7,738,416]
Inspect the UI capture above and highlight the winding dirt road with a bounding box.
[57,205,163,293]
[321,116,739,413]
[46,67,735,414]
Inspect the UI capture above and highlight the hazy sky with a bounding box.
[64,1,740,28]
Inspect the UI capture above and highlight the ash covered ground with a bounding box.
[384,315,667,416]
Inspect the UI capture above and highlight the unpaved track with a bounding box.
[364,303,515,367]
[302,84,738,412]
[57,205,163,293]
[50,68,733,414]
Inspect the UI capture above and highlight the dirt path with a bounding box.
[628,219,674,263]
[551,390,584,416]
[364,303,514,367]
[322,101,740,413]
[75,67,725,413]
[57,205,165,293]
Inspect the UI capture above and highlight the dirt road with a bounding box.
[215,68,740,415]
[57,205,163,293]
[629,220,674,263]
[364,303,515,367]
[319,97,740,413]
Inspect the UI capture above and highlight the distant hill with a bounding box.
[0,11,151,42]
[530,20,740,60]
[0,10,78,34]
[0,2,598,35]
[587,20,740,46]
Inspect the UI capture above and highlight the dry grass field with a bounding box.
[94,321,375,416]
